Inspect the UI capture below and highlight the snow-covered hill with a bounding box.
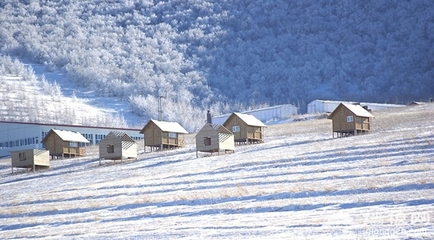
[1,0,433,127]
[19,59,145,128]
[0,56,139,128]
[0,104,433,239]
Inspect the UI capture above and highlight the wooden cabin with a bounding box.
[327,103,374,138]
[98,131,137,165]
[139,119,188,152]
[223,112,266,144]
[195,123,235,158]
[11,149,50,173]
[41,129,90,159]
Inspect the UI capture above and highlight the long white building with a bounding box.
[0,121,143,158]
[212,103,298,125]
[307,99,405,114]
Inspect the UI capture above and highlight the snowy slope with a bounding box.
[22,60,144,127]
[0,104,433,239]
[0,56,145,127]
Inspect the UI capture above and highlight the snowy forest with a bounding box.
[0,0,433,129]
[0,56,129,128]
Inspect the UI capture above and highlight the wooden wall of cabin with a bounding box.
[219,134,235,151]
[355,117,370,131]
[11,149,49,168]
[162,132,185,147]
[196,126,220,152]
[247,126,263,140]
[61,141,85,156]
[143,123,162,146]
[99,135,123,159]
[224,115,246,140]
[121,141,137,159]
[34,150,50,166]
[332,108,356,132]
[11,149,35,168]
[44,134,62,156]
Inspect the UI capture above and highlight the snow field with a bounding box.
[0,104,433,239]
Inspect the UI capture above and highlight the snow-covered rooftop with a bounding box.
[231,112,266,127]
[49,129,90,143]
[145,119,188,134]
[341,103,375,118]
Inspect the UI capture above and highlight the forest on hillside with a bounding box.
[0,0,433,127]
[0,56,128,127]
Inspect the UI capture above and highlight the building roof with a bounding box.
[11,149,49,155]
[195,123,232,136]
[328,103,374,119]
[209,124,233,135]
[0,121,141,131]
[107,131,135,142]
[195,124,233,143]
[140,119,188,134]
[45,129,90,143]
[230,112,266,127]
[308,99,405,111]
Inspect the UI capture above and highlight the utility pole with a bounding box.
[158,95,164,121]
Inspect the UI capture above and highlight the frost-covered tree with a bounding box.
[0,0,433,129]
[0,55,128,127]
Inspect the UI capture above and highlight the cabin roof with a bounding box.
[140,119,188,134]
[230,112,266,127]
[328,103,374,119]
[107,131,135,142]
[43,129,90,143]
[199,123,233,135]
[11,149,48,155]
[208,123,233,135]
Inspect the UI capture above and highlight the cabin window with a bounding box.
[19,152,26,161]
[107,144,114,154]
[347,116,354,122]
[204,137,211,146]
[70,142,78,147]
[232,126,240,132]
[168,132,177,138]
